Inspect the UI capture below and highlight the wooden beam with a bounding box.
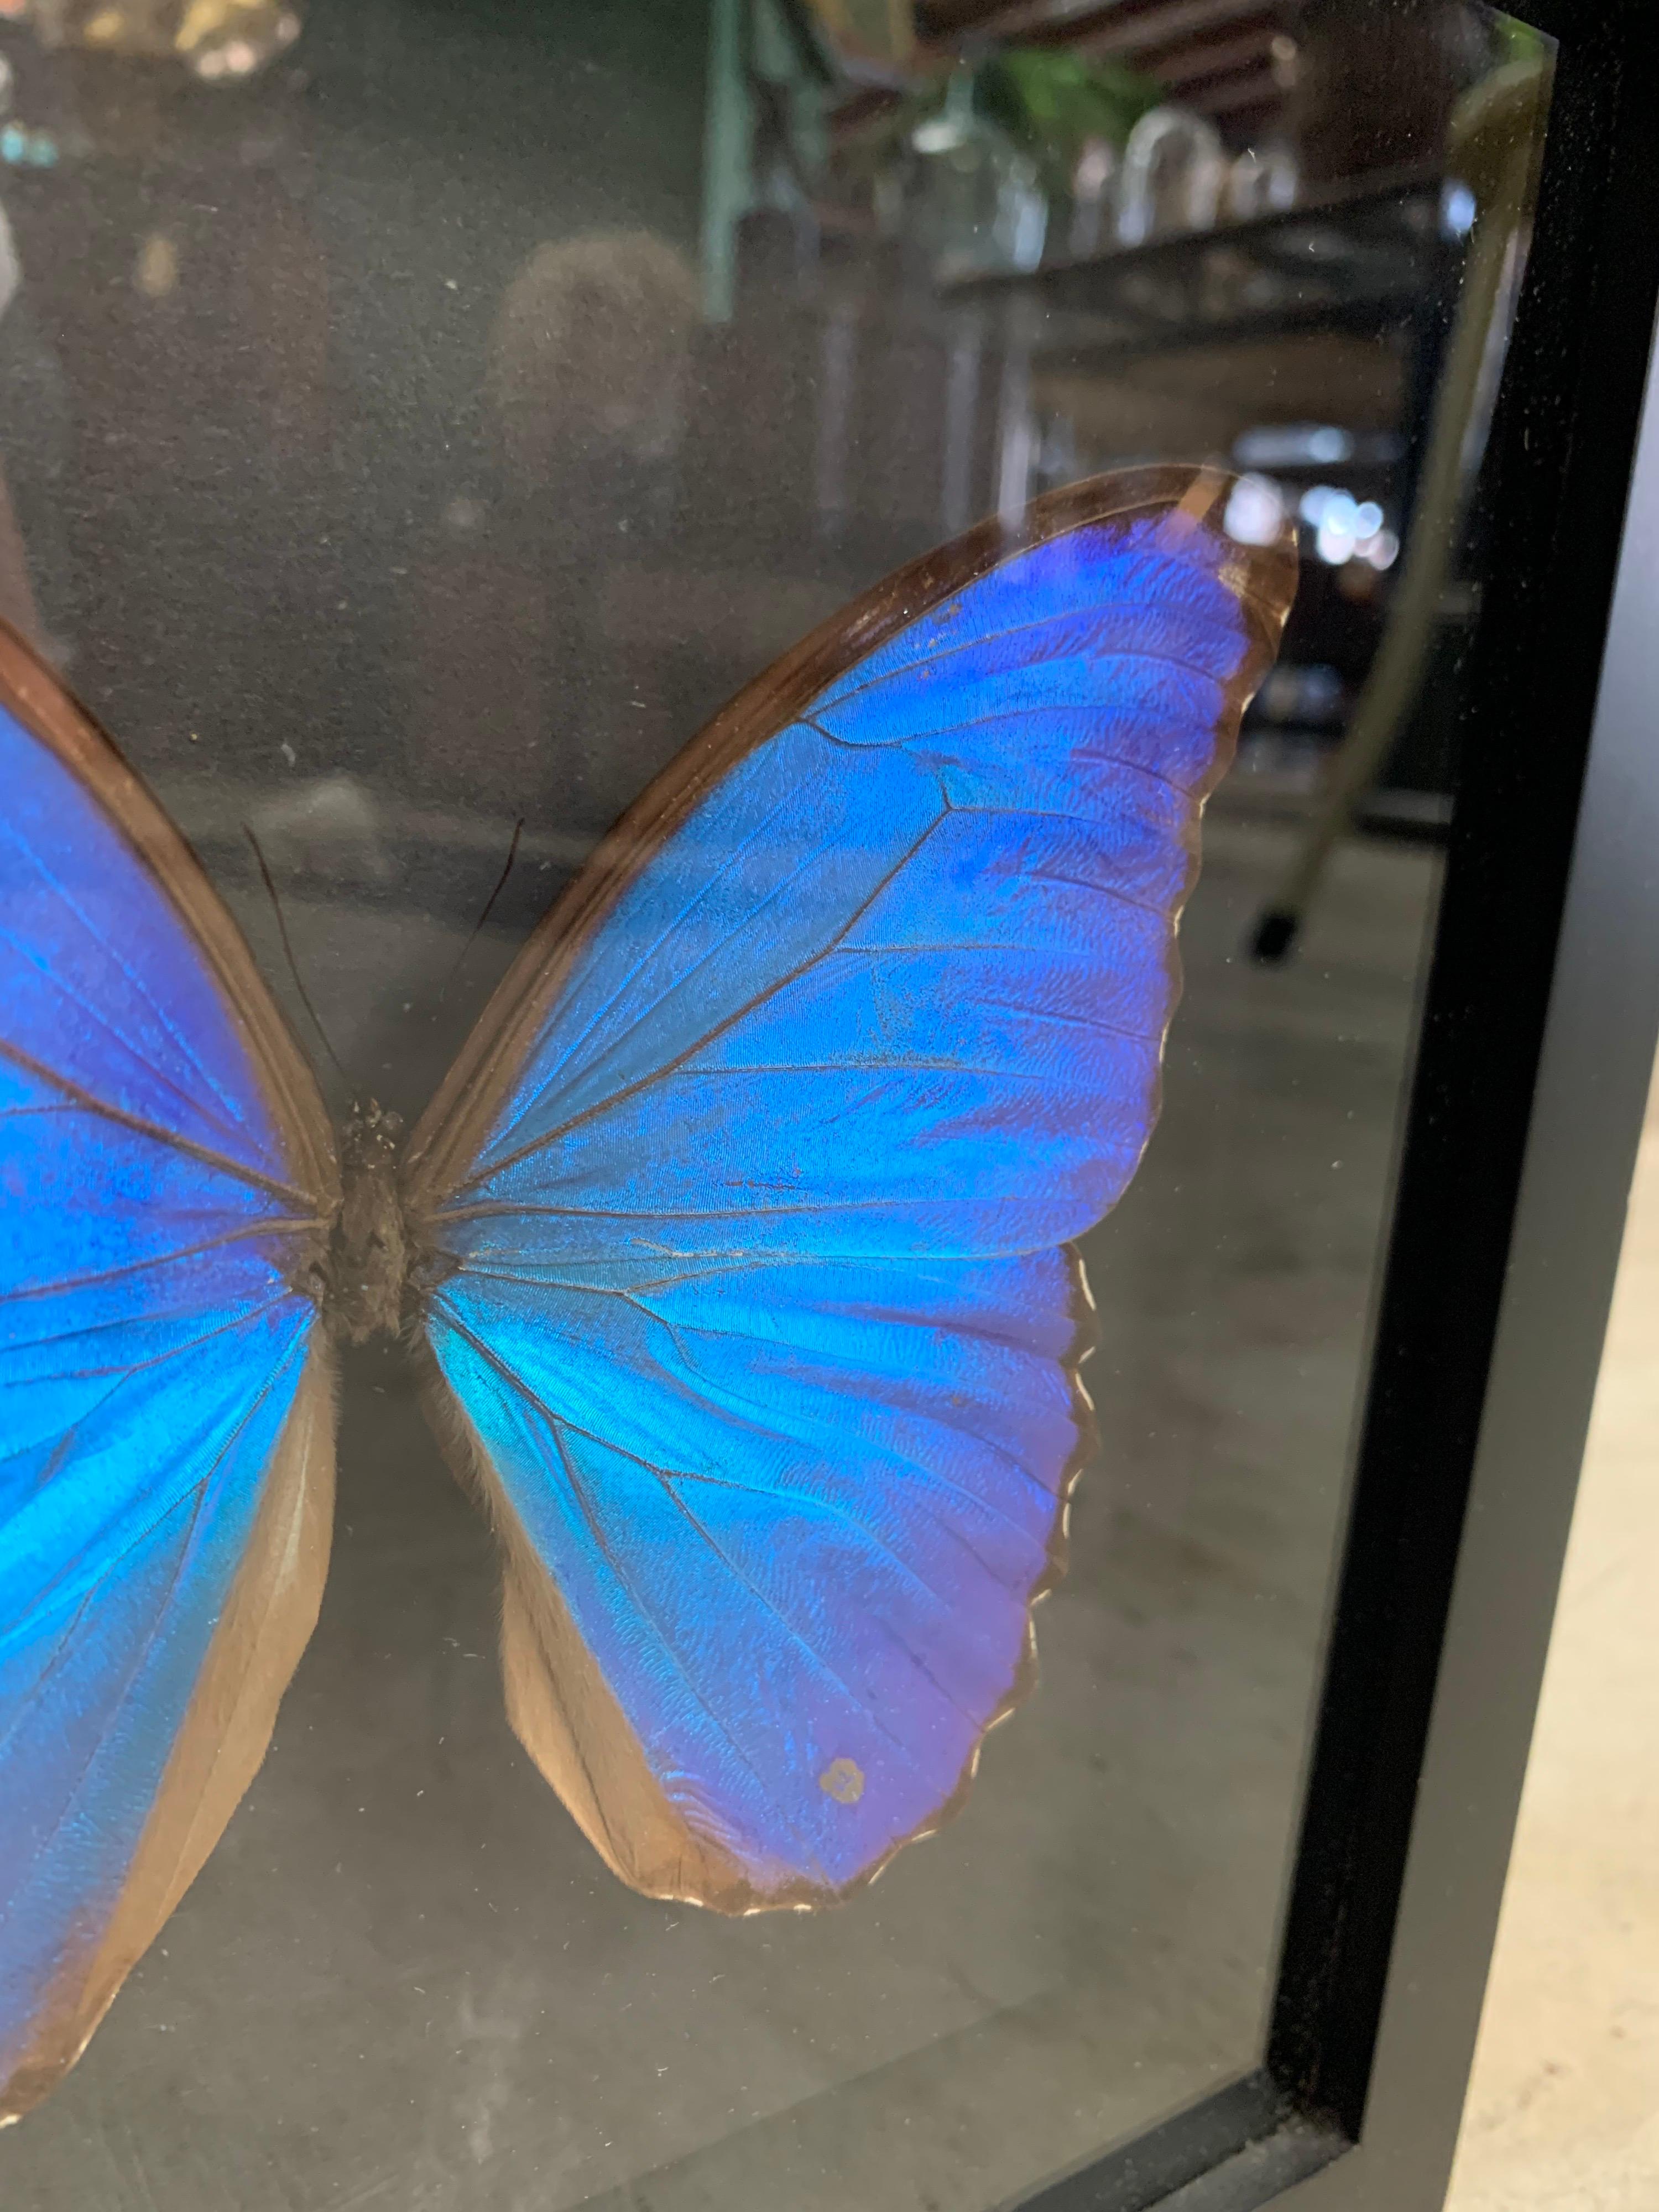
[1151,24,1278,90]
[1078,0,1280,63]
[1181,62,1284,117]
[916,0,1126,41]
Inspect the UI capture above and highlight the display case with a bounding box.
[0,5,1653,2210]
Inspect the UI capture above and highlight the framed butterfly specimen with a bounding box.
[0,463,1295,2122]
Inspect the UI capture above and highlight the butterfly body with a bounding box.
[321,1099,415,1343]
[0,467,1296,2120]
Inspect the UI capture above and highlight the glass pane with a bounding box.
[0,4,1553,2206]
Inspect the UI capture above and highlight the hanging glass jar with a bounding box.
[899,66,1048,283]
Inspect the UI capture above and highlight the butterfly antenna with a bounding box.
[438,816,524,1003]
[242,825,351,1087]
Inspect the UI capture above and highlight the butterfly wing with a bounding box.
[0,633,338,2121]
[406,467,1296,1910]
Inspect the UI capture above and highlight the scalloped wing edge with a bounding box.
[418,1261,1097,1915]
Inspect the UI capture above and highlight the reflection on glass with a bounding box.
[1225,139,1298,222]
[26,0,304,76]
[0,4,1554,2208]
[1117,106,1224,248]
[901,66,1047,280]
[1066,131,1115,258]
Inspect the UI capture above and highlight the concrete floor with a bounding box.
[2,810,1440,2211]
[1444,1093,1659,2212]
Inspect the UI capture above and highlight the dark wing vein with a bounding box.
[0,912,251,1159]
[1,1299,306,1641]
[0,1035,311,1210]
[0,818,260,1145]
[0,1328,306,1922]
[436,1295,992,1606]
[2,1291,293,1363]
[514,772,832,1124]
[1,1218,325,1309]
[448,814,945,1198]
[804,594,1246,713]
[438,1299,950,1760]
[649,1473,936,1744]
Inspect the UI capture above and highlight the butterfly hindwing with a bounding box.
[407,468,1297,1908]
[0,637,337,2122]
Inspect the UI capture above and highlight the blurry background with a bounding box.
[0,6,1569,2211]
[0,0,1543,858]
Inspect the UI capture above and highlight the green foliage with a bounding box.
[974,48,1164,190]
[837,46,1163,192]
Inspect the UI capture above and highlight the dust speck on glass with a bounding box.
[0,2,1552,2206]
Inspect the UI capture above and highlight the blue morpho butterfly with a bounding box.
[0,466,1294,2120]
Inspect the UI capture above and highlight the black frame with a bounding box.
[1015,3,1659,2207]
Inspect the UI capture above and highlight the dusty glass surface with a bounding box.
[0,4,1551,2208]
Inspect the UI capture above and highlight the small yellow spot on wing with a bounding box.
[818,1757,864,1805]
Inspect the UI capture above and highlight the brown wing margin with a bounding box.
[420,1367,760,1910]
[404,468,1297,1911]
[1,1353,338,2125]
[0,627,340,2122]
[0,622,337,1207]
[401,465,1299,1211]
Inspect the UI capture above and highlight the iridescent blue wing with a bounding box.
[0,633,337,2122]
[407,468,1296,1910]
